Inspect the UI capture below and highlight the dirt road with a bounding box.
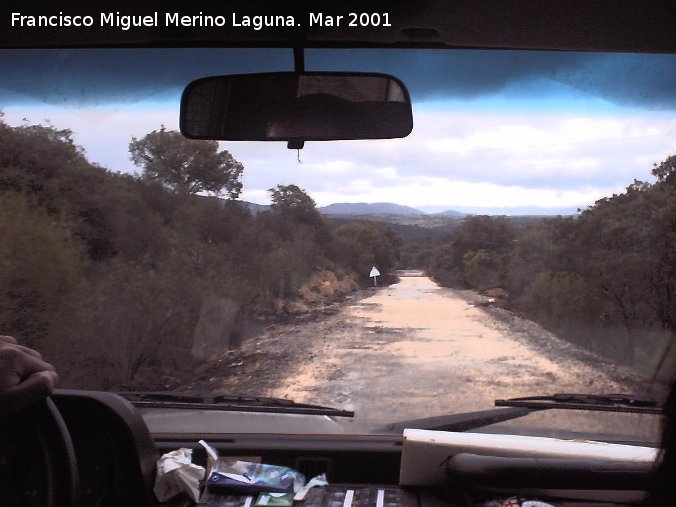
[192,271,660,438]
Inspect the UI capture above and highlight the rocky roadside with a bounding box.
[176,288,375,396]
[450,287,665,397]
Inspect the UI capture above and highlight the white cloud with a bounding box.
[3,103,180,174]
[4,101,675,211]
[312,178,605,208]
[302,160,356,174]
[374,166,398,178]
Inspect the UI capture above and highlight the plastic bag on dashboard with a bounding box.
[198,440,305,495]
[153,448,204,502]
[206,460,305,495]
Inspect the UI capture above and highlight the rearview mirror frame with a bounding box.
[180,72,413,145]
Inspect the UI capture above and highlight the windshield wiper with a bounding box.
[386,392,662,433]
[385,406,535,433]
[117,391,354,418]
[495,393,663,415]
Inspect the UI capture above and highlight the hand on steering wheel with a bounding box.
[0,336,77,507]
[0,335,58,421]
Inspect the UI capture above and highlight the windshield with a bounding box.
[1,48,675,443]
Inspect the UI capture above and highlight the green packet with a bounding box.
[254,492,295,506]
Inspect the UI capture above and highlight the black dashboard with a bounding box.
[0,390,661,507]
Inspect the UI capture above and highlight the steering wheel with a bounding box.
[0,398,79,507]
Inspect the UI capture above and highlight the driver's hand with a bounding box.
[0,335,58,420]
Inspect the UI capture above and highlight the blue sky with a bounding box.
[1,48,675,213]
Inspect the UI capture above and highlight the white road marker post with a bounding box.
[369,266,380,287]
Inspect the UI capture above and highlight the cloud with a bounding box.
[309,178,606,209]
[5,100,674,211]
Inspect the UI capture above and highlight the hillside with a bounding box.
[0,119,402,390]
[320,202,425,216]
[434,209,466,217]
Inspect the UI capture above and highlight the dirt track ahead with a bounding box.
[195,271,660,437]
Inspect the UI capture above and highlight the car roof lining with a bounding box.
[2,0,675,53]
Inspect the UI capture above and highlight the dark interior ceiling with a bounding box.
[1,0,675,53]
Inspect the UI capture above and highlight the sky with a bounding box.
[1,48,675,214]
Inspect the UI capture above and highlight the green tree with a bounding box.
[652,154,676,183]
[129,126,244,198]
[268,184,331,248]
[333,220,401,284]
[269,184,322,226]
[429,215,515,289]
[463,249,501,290]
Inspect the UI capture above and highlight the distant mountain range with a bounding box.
[227,199,578,217]
[320,203,579,217]
[439,205,580,216]
[415,205,465,215]
[321,203,579,216]
[319,202,425,216]
[430,209,465,217]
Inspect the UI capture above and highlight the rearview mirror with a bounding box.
[180,72,413,145]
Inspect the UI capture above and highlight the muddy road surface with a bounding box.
[189,271,661,439]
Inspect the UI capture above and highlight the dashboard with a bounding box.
[0,390,661,507]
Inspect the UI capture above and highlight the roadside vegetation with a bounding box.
[0,118,399,389]
[2,114,673,388]
[427,156,676,378]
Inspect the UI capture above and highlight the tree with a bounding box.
[463,249,501,290]
[652,155,676,184]
[334,220,401,284]
[129,126,243,198]
[429,215,515,288]
[269,184,322,225]
[267,183,333,260]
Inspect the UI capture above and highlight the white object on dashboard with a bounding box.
[153,448,205,503]
[343,489,354,507]
[399,429,657,487]
[293,473,329,501]
[376,489,385,507]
